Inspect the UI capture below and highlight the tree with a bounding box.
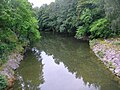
[0,0,40,64]
[37,0,120,39]
[37,0,78,34]
[104,0,120,35]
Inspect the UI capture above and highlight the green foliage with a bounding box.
[75,26,86,39]
[97,51,104,58]
[89,39,97,48]
[107,61,115,69]
[0,0,40,64]
[75,0,106,39]
[0,75,7,90]
[104,0,120,35]
[112,41,120,45]
[36,0,119,39]
[90,18,112,38]
[80,9,92,24]
[37,0,78,34]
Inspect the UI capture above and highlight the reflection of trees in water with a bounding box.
[35,33,120,90]
[13,50,44,90]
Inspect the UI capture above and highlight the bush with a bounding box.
[0,0,41,65]
[0,75,7,90]
[89,39,97,48]
[90,18,112,39]
[75,26,86,39]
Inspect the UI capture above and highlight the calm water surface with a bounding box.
[13,33,120,90]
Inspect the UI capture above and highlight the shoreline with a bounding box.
[0,37,120,89]
[0,53,23,89]
[90,38,120,78]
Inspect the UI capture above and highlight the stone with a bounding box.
[0,53,23,85]
[91,38,120,78]
[115,67,120,74]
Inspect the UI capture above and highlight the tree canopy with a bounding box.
[37,0,120,39]
[0,0,41,64]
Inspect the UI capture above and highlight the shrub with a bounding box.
[90,18,112,39]
[0,75,7,90]
[75,26,86,39]
[89,39,97,48]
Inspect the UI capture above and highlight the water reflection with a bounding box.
[13,51,44,90]
[13,33,120,90]
[40,51,100,90]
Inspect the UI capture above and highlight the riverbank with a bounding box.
[0,53,23,89]
[90,38,120,77]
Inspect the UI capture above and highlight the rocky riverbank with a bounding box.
[0,53,23,89]
[90,38,120,77]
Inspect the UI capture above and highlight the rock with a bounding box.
[7,78,16,90]
[114,67,120,74]
[90,38,120,78]
[0,53,23,89]
[114,59,120,65]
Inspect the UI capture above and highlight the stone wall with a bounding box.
[90,38,120,77]
[0,53,23,88]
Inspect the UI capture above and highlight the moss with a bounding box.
[107,62,116,70]
[112,42,120,45]
[100,40,106,44]
[97,51,104,58]
[89,39,97,48]
[110,65,116,70]
[0,66,3,71]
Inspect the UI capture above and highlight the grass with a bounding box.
[112,42,120,45]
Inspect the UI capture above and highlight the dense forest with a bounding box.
[0,0,120,65]
[36,0,120,39]
[0,0,120,89]
[0,0,40,65]
[0,0,41,89]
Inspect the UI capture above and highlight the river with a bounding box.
[13,33,120,90]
